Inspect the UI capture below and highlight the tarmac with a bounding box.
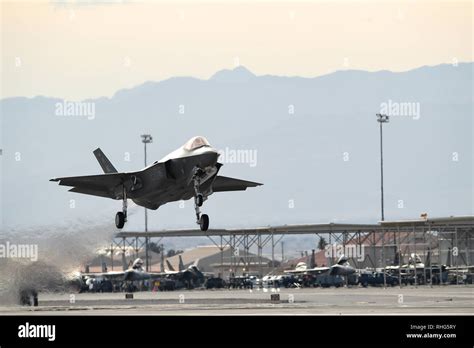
[1,286,473,315]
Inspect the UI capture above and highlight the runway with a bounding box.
[1,286,473,315]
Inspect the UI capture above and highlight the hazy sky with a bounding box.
[1,0,472,100]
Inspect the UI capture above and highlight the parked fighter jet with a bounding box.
[328,256,356,276]
[165,257,183,273]
[83,257,204,285]
[82,258,158,282]
[284,255,356,276]
[50,136,262,230]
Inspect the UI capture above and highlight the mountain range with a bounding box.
[1,63,472,233]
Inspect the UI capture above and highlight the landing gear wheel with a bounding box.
[196,194,204,207]
[199,214,209,231]
[115,212,125,229]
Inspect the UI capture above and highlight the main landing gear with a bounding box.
[193,167,209,232]
[115,187,127,229]
[114,168,211,231]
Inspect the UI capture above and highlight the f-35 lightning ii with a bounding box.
[51,136,262,231]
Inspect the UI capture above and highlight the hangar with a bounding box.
[112,215,474,280]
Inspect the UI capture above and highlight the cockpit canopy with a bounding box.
[295,262,307,270]
[132,258,144,269]
[183,136,211,151]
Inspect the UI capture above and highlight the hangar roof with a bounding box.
[116,216,473,238]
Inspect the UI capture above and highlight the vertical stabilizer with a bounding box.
[166,260,175,272]
[179,255,185,271]
[93,148,118,173]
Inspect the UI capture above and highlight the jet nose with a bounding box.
[202,148,219,165]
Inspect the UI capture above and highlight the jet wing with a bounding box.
[212,176,262,192]
[83,271,126,280]
[84,270,168,282]
[306,267,330,274]
[284,269,305,274]
[284,267,330,275]
[50,172,130,199]
[123,271,168,281]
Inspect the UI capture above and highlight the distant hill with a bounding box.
[1,63,472,232]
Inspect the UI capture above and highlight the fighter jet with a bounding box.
[82,258,154,282]
[83,257,204,285]
[50,136,262,231]
[284,255,356,276]
[328,255,356,276]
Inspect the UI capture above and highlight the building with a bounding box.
[151,245,273,277]
[282,229,472,271]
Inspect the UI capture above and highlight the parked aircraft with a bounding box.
[284,255,356,276]
[82,257,205,287]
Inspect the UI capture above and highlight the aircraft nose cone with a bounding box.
[203,149,219,165]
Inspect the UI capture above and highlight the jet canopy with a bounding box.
[295,262,307,270]
[183,136,211,151]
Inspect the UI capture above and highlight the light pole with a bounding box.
[376,114,389,221]
[141,134,153,271]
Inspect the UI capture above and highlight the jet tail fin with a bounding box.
[426,250,431,267]
[166,260,175,272]
[179,255,185,271]
[190,258,200,269]
[337,254,349,265]
[122,253,127,271]
[93,148,118,174]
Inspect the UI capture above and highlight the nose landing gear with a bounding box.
[193,167,209,231]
